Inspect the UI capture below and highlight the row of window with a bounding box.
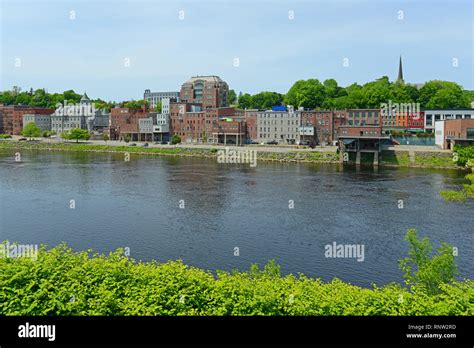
[52,123,81,128]
[260,134,298,139]
[348,111,379,117]
[258,120,300,126]
[259,127,299,132]
[348,120,380,126]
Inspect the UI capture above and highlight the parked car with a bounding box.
[244,139,258,145]
[128,143,137,146]
[266,140,278,145]
[141,143,149,147]
[19,137,27,141]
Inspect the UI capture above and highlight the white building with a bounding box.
[51,93,109,134]
[143,90,179,109]
[257,109,301,144]
[424,109,474,131]
[434,120,445,148]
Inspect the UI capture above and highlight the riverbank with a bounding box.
[0,140,461,169]
[0,243,472,316]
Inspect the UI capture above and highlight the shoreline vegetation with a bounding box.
[0,141,462,170]
[0,230,472,316]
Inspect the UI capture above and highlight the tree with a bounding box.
[171,134,181,145]
[22,122,41,140]
[418,81,469,109]
[228,89,237,105]
[441,154,474,202]
[68,128,90,143]
[251,91,284,109]
[154,101,162,113]
[238,93,252,109]
[399,229,457,295]
[122,99,149,110]
[124,134,131,143]
[285,79,326,109]
[103,133,110,143]
[61,131,71,141]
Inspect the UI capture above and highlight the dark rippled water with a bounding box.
[0,150,472,287]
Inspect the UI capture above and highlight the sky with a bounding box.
[1,0,473,102]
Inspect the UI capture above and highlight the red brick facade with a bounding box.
[0,106,54,135]
[109,107,149,140]
[180,76,229,109]
[243,109,258,140]
[443,119,474,149]
[170,102,238,143]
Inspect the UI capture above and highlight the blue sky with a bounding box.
[1,0,473,101]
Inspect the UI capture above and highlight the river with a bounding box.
[0,150,472,287]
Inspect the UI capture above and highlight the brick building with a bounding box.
[300,110,334,145]
[346,109,381,127]
[180,76,229,109]
[435,119,474,150]
[0,105,54,135]
[170,101,236,143]
[395,111,425,130]
[212,119,246,145]
[109,107,149,141]
[243,109,258,141]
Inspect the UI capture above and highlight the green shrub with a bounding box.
[171,135,181,145]
[453,145,474,166]
[399,229,457,295]
[0,231,472,316]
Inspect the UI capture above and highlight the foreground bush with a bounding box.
[0,243,472,316]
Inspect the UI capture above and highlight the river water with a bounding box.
[0,150,472,287]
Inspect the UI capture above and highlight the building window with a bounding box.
[467,128,474,139]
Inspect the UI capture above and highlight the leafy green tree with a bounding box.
[122,99,149,110]
[154,101,162,113]
[103,133,110,143]
[399,229,457,294]
[238,93,253,109]
[285,79,326,109]
[21,122,41,139]
[60,131,71,141]
[124,134,131,143]
[251,91,284,109]
[427,87,469,109]
[228,89,237,105]
[418,81,469,109]
[441,156,474,202]
[171,134,182,145]
[68,128,90,143]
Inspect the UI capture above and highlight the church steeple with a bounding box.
[397,55,404,83]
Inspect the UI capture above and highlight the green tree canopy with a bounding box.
[399,229,457,295]
[285,79,326,109]
[228,89,237,105]
[67,128,90,143]
[22,122,41,139]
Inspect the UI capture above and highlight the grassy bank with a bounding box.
[0,141,461,169]
[0,243,472,316]
[0,141,340,164]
